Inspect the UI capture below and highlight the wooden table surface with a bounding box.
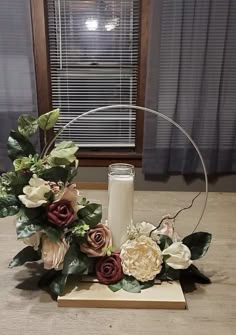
[0,191,235,335]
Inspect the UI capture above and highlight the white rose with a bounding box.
[162,242,192,270]
[41,236,69,270]
[23,232,42,250]
[18,175,51,208]
[120,235,162,282]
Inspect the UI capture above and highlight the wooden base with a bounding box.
[58,277,186,309]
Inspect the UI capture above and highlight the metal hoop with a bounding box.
[44,104,208,232]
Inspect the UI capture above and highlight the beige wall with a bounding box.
[76,167,236,192]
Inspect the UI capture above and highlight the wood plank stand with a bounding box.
[58,277,186,309]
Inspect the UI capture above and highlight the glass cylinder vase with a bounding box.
[108,163,135,250]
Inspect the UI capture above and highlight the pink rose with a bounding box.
[80,223,112,257]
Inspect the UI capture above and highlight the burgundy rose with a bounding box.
[47,199,74,227]
[80,223,112,257]
[96,253,123,284]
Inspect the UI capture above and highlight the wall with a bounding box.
[76,167,236,192]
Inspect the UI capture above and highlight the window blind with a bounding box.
[47,0,140,147]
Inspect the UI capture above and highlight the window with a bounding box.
[31,0,149,166]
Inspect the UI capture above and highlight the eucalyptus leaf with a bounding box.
[62,243,90,275]
[182,232,212,260]
[49,273,68,296]
[122,276,141,293]
[18,114,38,137]
[7,130,36,161]
[38,108,60,131]
[77,203,102,228]
[8,246,40,268]
[16,216,42,239]
[0,195,20,217]
[108,280,123,292]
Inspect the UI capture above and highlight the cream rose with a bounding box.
[23,232,42,250]
[41,236,69,270]
[18,175,51,208]
[120,235,162,282]
[162,242,192,270]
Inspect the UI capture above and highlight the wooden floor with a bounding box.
[0,191,236,335]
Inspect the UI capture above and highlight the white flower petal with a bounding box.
[18,176,50,208]
[162,242,192,270]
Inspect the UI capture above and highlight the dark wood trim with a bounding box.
[136,0,150,153]
[30,0,53,148]
[77,151,142,167]
[75,182,108,190]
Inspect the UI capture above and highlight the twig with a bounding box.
[149,192,201,239]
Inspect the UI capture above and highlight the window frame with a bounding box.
[30,0,150,167]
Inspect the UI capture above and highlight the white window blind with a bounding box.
[47,0,140,148]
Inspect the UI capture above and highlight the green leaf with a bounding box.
[108,280,123,292]
[9,171,32,196]
[67,166,78,182]
[182,232,212,260]
[62,243,90,275]
[77,203,102,228]
[0,195,20,217]
[181,264,211,284]
[7,130,36,161]
[122,276,141,293]
[18,114,38,137]
[16,216,42,239]
[157,264,180,281]
[49,272,68,296]
[8,246,40,268]
[49,141,78,165]
[140,280,155,290]
[44,226,62,242]
[13,157,32,171]
[39,166,69,183]
[37,108,60,131]
[159,234,173,250]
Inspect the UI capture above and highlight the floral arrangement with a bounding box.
[0,109,212,297]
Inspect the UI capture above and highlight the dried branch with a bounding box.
[149,192,201,239]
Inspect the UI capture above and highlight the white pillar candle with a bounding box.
[108,164,134,250]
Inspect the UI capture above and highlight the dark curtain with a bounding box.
[143,0,236,175]
[0,0,38,172]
